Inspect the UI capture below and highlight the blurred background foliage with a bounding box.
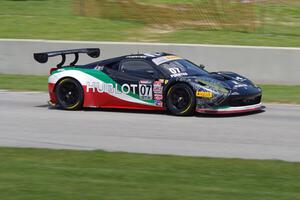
[74,0,257,32]
[0,0,299,46]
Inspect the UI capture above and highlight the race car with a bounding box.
[34,48,264,116]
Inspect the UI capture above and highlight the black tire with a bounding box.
[166,83,196,116]
[55,78,84,110]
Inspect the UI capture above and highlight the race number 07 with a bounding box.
[140,85,151,96]
[169,68,180,74]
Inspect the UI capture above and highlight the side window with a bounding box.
[120,60,157,78]
[106,61,120,71]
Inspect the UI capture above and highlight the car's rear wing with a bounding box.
[33,48,100,68]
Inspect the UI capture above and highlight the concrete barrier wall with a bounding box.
[0,39,299,84]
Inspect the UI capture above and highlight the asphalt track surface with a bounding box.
[0,90,299,162]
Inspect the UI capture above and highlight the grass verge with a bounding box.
[259,85,300,104]
[0,74,299,104]
[0,74,48,91]
[0,147,299,200]
[0,0,299,47]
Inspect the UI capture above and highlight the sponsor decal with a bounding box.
[170,72,188,78]
[196,91,213,98]
[166,67,188,78]
[154,94,163,100]
[139,80,152,84]
[153,81,163,94]
[235,76,246,82]
[153,81,162,86]
[231,92,240,95]
[94,65,104,71]
[232,80,248,89]
[234,84,248,89]
[139,80,153,100]
[164,55,181,60]
[87,81,137,95]
[154,100,163,107]
[152,55,182,65]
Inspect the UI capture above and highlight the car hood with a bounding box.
[177,72,261,96]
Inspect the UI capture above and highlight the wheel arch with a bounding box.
[164,81,196,116]
[54,76,83,94]
[54,76,85,109]
[163,80,195,105]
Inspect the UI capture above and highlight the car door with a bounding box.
[112,59,165,107]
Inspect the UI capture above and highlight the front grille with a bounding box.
[221,95,261,107]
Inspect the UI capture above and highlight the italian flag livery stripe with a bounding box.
[48,68,164,110]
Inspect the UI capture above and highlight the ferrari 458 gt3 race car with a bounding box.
[34,48,264,116]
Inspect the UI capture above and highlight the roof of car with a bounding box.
[90,52,178,67]
[124,52,174,60]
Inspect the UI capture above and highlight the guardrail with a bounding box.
[0,39,299,84]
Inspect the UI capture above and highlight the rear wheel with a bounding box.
[166,83,196,116]
[55,78,83,110]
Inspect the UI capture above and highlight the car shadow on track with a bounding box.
[84,107,167,115]
[39,103,265,118]
[35,104,50,108]
[195,110,265,118]
[88,108,265,118]
[41,104,167,116]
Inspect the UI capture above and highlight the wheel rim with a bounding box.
[170,88,190,110]
[58,82,80,107]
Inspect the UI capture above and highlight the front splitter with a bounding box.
[196,103,265,114]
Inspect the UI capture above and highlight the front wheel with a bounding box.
[166,83,196,116]
[55,78,84,110]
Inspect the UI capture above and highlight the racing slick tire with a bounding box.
[166,83,196,116]
[55,78,84,110]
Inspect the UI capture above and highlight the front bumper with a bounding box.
[196,103,265,114]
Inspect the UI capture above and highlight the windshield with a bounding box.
[159,59,209,78]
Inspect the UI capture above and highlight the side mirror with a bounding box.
[199,64,205,69]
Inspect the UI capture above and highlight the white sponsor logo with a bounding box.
[232,80,248,88]
[170,72,188,78]
[94,65,104,71]
[87,82,137,95]
[236,76,246,82]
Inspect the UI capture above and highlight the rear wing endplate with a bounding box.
[33,48,100,68]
